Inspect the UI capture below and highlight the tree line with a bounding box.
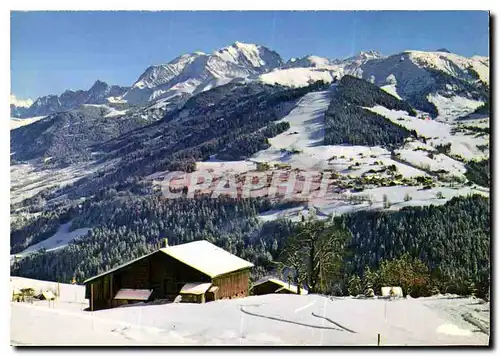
[12,194,490,298]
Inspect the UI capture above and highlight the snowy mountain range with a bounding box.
[10,40,490,292]
[11,42,489,119]
[12,81,129,118]
[122,41,283,105]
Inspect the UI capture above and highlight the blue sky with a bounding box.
[11,11,489,99]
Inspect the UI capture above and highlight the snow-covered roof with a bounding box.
[84,240,253,284]
[253,277,308,295]
[160,240,254,278]
[180,282,212,295]
[114,289,153,301]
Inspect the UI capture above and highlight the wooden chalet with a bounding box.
[251,277,308,296]
[83,240,254,310]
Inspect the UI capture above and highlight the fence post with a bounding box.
[91,284,94,312]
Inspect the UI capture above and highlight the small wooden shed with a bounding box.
[179,282,213,303]
[83,240,254,310]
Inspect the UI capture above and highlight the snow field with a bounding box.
[10,277,489,346]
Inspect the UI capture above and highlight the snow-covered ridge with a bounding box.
[12,80,129,118]
[260,68,340,88]
[284,55,333,69]
[406,50,489,85]
[10,116,47,130]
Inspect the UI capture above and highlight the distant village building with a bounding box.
[83,240,254,310]
[251,277,308,296]
[381,286,404,298]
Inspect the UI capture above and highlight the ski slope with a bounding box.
[251,88,334,168]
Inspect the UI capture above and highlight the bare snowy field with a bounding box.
[10,278,489,346]
[10,222,91,260]
[10,158,121,206]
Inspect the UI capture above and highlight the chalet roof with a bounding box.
[84,240,253,284]
[252,277,308,295]
[160,240,254,278]
[180,282,212,295]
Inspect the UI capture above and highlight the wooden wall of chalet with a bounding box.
[212,269,250,299]
[85,251,212,309]
[155,254,211,298]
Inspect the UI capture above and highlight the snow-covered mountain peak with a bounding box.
[284,55,332,69]
[344,50,383,63]
[358,50,383,59]
[121,41,283,104]
[213,41,283,70]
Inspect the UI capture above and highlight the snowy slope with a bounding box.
[251,88,334,167]
[283,55,333,68]
[353,50,489,116]
[261,51,385,88]
[11,222,91,259]
[407,50,489,85]
[181,80,489,223]
[365,106,489,161]
[427,93,484,122]
[10,280,490,346]
[380,84,402,99]
[260,68,340,88]
[10,116,47,130]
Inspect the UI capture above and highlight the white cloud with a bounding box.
[10,94,33,108]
